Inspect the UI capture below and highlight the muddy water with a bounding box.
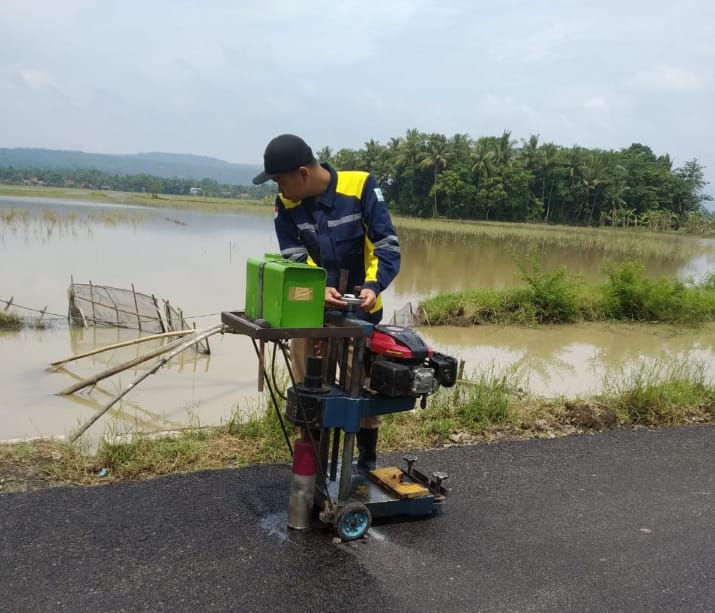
[420,322,715,397]
[2,196,715,441]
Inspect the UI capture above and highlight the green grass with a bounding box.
[3,360,713,492]
[0,184,269,213]
[598,358,715,426]
[0,311,22,330]
[393,215,712,259]
[420,260,715,326]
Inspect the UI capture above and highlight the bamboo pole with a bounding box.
[88,280,97,324]
[164,300,173,330]
[78,305,88,328]
[104,286,121,326]
[57,365,183,428]
[152,294,167,333]
[57,333,193,395]
[202,322,211,354]
[49,329,195,367]
[69,324,224,441]
[131,283,142,331]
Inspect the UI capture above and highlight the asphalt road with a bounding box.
[1,426,713,613]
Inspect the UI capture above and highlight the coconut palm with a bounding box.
[358,139,384,174]
[494,129,517,165]
[581,153,607,224]
[332,148,360,170]
[449,133,472,163]
[470,139,495,194]
[418,133,452,217]
[539,142,560,222]
[394,128,425,170]
[316,146,333,165]
[519,134,541,171]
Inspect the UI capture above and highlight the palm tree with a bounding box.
[581,153,607,224]
[539,142,559,222]
[564,147,585,186]
[384,136,404,205]
[519,134,541,171]
[418,134,452,217]
[494,129,517,165]
[394,128,425,170]
[449,133,472,163]
[604,164,628,226]
[471,139,495,195]
[333,148,360,170]
[358,139,383,174]
[316,146,333,165]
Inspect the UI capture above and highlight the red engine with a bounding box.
[366,324,457,399]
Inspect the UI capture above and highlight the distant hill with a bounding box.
[0,148,262,186]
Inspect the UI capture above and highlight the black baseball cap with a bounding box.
[252,134,316,185]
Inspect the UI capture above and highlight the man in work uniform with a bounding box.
[253,133,401,470]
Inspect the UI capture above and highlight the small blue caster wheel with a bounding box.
[335,502,371,541]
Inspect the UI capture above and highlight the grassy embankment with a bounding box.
[2,354,713,493]
[420,259,715,326]
[0,184,267,212]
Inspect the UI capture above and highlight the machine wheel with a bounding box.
[335,502,372,541]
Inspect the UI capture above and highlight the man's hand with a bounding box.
[358,287,377,312]
[324,287,347,309]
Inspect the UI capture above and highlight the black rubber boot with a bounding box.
[356,428,379,472]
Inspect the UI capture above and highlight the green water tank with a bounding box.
[245,255,327,329]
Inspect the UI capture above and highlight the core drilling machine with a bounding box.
[222,294,458,541]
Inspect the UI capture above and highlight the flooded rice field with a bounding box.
[2,195,715,441]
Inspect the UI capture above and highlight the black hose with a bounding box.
[250,338,293,457]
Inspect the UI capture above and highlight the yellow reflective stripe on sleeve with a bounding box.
[363,233,382,314]
[363,235,379,284]
[335,171,368,198]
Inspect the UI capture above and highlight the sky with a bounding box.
[1,0,714,194]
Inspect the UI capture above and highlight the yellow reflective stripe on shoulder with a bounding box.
[279,193,302,209]
[335,171,368,198]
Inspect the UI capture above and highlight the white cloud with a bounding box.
[583,98,608,111]
[633,66,705,93]
[15,69,55,89]
[0,0,712,191]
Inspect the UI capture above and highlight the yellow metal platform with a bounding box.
[369,467,430,499]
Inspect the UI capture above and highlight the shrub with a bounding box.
[518,261,582,323]
[0,311,22,330]
[601,260,715,323]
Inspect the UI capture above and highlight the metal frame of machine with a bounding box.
[221,309,454,541]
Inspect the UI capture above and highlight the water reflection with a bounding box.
[420,322,715,397]
[395,229,715,296]
[2,197,715,440]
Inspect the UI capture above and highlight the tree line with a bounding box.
[0,166,273,200]
[2,130,712,232]
[0,148,261,185]
[317,130,713,230]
